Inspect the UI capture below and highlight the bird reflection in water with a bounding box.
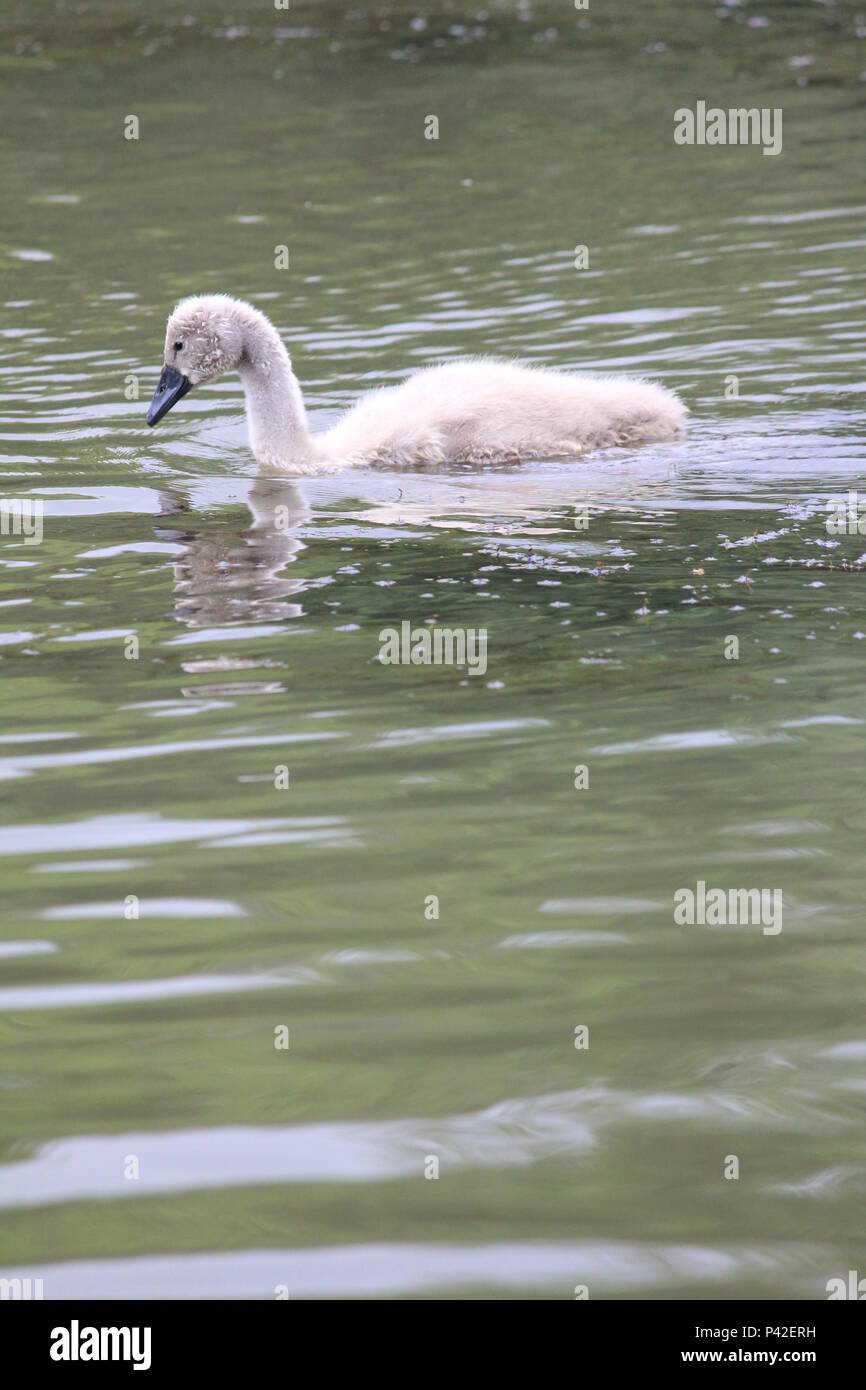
[155,477,311,630]
[153,478,312,699]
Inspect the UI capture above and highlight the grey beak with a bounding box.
[146,364,192,426]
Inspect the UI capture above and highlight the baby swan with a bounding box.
[146,294,685,473]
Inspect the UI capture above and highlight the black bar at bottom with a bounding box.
[6,1297,860,1373]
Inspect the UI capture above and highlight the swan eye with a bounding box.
[173,340,184,352]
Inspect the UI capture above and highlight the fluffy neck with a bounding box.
[235,307,312,469]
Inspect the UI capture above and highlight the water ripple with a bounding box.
[0,1084,821,1207]
[0,1239,822,1300]
[0,968,322,1014]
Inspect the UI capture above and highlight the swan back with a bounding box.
[321,358,686,467]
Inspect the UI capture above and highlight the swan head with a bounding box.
[146,295,246,426]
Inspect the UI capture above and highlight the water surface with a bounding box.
[1,2,865,1299]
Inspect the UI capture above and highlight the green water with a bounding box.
[1,1,865,1299]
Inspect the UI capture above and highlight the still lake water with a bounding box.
[1,3,865,1298]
